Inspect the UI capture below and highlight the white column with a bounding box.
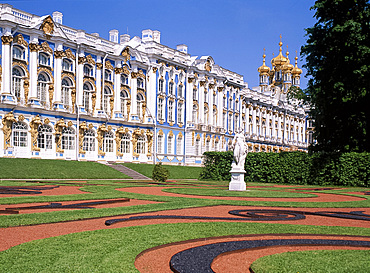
[199,80,205,124]
[266,110,270,139]
[272,112,276,140]
[95,62,102,111]
[130,70,138,120]
[113,65,121,117]
[28,41,40,106]
[252,105,257,137]
[208,87,213,127]
[186,77,194,123]
[53,45,63,110]
[76,52,84,110]
[1,35,12,98]
[217,87,223,127]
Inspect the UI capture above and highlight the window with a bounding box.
[61,78,72,108]
[120,133,130,153]
[12,67,24,100]
[38,124,52,150]
[120,91,129,118]
[228,114,232,131]
[137,93,144,117]
[12,46,24,60]
[213,108,217,126]
[83,129,95,151]
[103,87,112,113]
[193,88,197,100]
[158,97,164,120]
[177,103,183,124]
[158,79,164,93]
[37,73,49,105]
[12,122,27,147]
[195,138,200,156]
[168,82,174,95]
[62,127,75,150]
[136,136,145,154]
[137,78,144,89]
[213,93,216,104]
[62,59,72,71]
[104,70,112,82]
[83,65,93,77]
[83,83,93,112]
[103,131,114,153]
[223,96,226,108]
[168,100,174,122]
[204,91,207,103]
[192,104,198,123]
[167,135,173,154]
[234,116,238,132]
[39,53,49,66]
[206,139,210,152]
[121,74,128,85]
[157,134,163,154]
[176,135,182,155]
[178,84,183,97]
[223,113,227,128]
[204,106,208,124]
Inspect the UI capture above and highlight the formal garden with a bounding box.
[0,154,369,273]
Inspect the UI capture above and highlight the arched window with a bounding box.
[12,122,28,147]
[157,134,163,154]
[62,59,72,72]
[103,86,112,113]
[137,93,144,117]
[120,133,130,154]
[168,100,174,122]
[204,106,209,124]
[83,129,95,151]
[103,131,114,153]
[37,73,50,105]
[177,103,183,124]
[136,136,145,154]
[158,79,164,93]
[12,67,24,100]
[137,78,144,89]
[192,104,198,123]
[167,135,173,154]
[61,78,72,108]
[12,46,24,60]
[178,84,183,98]
[168,82,174,95]
[39,52,50,66]
[120,90,129,118]
[62,127,75,150]
[104,70,112,82]
[83,64,93,77]
[121,74,128,85]
[83,82,93,112]
[38,124,53,149]
[158,97,164,120]
[193,88,197,100]
[195,138,200,156]
[206,138,210,152]
[176,135,182,155]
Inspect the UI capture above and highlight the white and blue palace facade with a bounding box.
[0,5,308,165]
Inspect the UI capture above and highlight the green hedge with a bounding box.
[200,151,369,187]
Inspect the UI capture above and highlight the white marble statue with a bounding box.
[231,131,247,170]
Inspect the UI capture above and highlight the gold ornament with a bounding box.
[2,112,16,149]
[40,16,54,35]
[30,115,42,151]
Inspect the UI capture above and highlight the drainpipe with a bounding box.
[75,45,80,161]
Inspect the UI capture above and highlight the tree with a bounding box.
[301,0,370,152]
[152,163,169,182]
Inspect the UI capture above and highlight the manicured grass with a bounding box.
[163,187,317,198]
[251,249,370,273]
[0,222,369,273]
[121,162,202,179]
[0,158,131,179]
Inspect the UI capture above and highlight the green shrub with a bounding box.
[152,163,169,182]
[200,151,370,187]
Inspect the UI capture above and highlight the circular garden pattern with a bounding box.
[0,180,369,272]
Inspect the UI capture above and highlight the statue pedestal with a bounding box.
[229,168,246,191]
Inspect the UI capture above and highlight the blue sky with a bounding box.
[6,0,316,89]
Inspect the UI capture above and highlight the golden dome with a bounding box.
[271,40,288,67]
[282,50,294,72]
[257,53,270,74]
[292,56,302,75]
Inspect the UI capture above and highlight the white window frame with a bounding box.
[12,122,28,147]
[38,124,53,150]
[62,127,75,150]
[83,129,95,152]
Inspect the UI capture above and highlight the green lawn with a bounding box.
[0,158,130,179]
[0,222,368,273]
[121,162,202,179]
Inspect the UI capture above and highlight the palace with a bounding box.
[0,4,307,165]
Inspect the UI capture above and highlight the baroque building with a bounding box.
[0,5,307,165]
